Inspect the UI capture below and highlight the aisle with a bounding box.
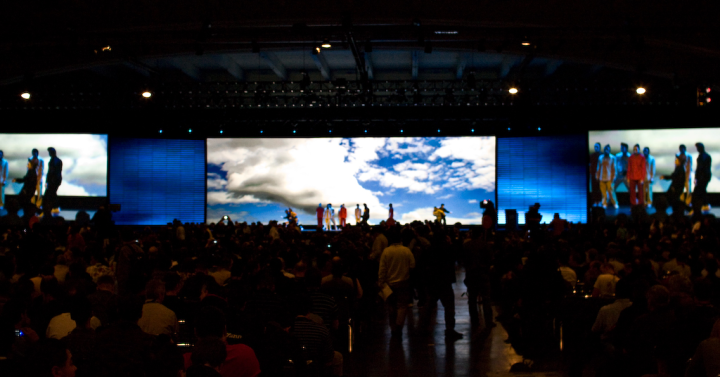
[344,269,527,377]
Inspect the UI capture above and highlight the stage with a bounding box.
[591,204,720,221]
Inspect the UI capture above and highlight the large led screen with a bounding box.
[2,134,108,197]
[207,137,495,225]
[589,129,720,194]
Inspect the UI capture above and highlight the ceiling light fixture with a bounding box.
[142,91,152,98]
[321,39,332,48]
[509,88,518,94]
[20,92,31,100]
[636,87,646,95]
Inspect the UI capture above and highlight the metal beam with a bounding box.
[259,52,287,81]
[220,55,245,81]
[364,52,374,80]
[456,54,467,79]
[412,50,419,80]
[311,51,331,81]
[499,56,513,78]
[169,58,201,81]
[545,60,562,76]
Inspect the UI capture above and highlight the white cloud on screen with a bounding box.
[590,128,720,192]
[2,134,107,196]
[468,199,478,204]
[207,137,495,219]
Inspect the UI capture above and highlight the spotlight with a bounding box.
[521,37,531,46]
[400,130,404,133]
[471,129,475,132]
[364,130,367,133]
[141,91,152,98]
[636,87,646,95]
[220,130,223,134]
[20,92,30,100]
[188,129,192,133]
[706,88,712,93]
[159,130,163,134]
[538,127,541,131]
[313,47,321,55]
[293,130,296,134]
[707,98,712,103]
[260,130,263,134]
[321,39,331,48]
[508,88,518,94]
[437,129,440,133]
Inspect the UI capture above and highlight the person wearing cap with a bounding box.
[0,150,7,209]
[44,147,63,212]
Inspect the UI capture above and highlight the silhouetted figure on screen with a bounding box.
[44,147,63,213]
[362,203,369,225]
[659,155,688,214]
[612,143,631,208]
[590,142,602,207]
[692,142,712,216]
[29,148,44,208]
[12,158,39,210]
[0,150,7,210]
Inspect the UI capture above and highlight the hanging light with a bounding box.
[636,87,646,95]
[508,88,518,94]
[321,39,332,48]
[20,92,31,100]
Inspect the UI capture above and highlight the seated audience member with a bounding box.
[64,297,97,377]
[137,279,178,337]
[291,293,343,377]
[87,275,117,326]
[186,337,227,377]
[161,273,185,320]
[305,268,339,329]
[687,319,720,377]
[592,263,620,297]
[591,279,632,340]
[27,338,77,377]
[184,306,260,377]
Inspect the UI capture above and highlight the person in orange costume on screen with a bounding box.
[316,203,324,229]
[338,204,347,228]
[387,203,395,227]
[627,144,647,207]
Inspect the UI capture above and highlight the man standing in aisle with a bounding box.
[44,147,63,213]
[378,227,415,337]
[627,144,647,207]
[0,151,7,210]
[355,204,362,225]
[316,203,324,230]
[643,147,656,208]
[30,148,45,208]
[692,143,712,214]
[596,145,616,208]
[612,143,631,208]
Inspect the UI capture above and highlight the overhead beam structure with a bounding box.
[259,52,287,81]
[412,51,419,79]
[364,52,374,80]
[456,54,467,79]
[169,58,201,81]
[219,55,245,81]
[311,52,331,80]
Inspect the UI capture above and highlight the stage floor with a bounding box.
[592,205,720,219]
[0,208,96,220]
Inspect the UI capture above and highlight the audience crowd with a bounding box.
[0,198,719,377]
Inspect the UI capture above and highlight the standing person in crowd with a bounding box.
[627,144,647,207]
[0,150,7,211]
[378,227,415,337]
[643,147,656,208]
[338,204,347,228]
[316,203,324,230]
[463,229,494,329]
[597,144,617,208]
[362,203,370,225]
[386,204,395,227]
[43,147,62,213]
[590,142,603,207]
[693,142,712,214]
[679,144,694,204]
[354,204,362,225]
[426,225,462,339]
[612,143,631,208]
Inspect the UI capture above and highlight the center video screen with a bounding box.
[589,128,719,205]
[2,134,108,197]
[207,137,496,225]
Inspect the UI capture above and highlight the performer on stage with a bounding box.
[596,144,616,208]
[692,142,712,214]
[362,203,370,225]
[611,143,631,208]
[660,155,689,212]
[43,147,62,212]
[433,206,443,223]
[627,144,647,207]
[387,203,395,227]
[339,204,347,228]
[0,150,7,210]
[643,147,656,208]
[355,204,362,225]
[590,142,602,207]
[29,149,44,208]
[316,203,324,228]
[12,158,39,209]
[325,203,336,230]
[678,145,693,205]
[439,204,450,226]
[288,208,298,225]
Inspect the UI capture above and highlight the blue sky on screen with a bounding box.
[2,134,108,196]
[207,137,495,225]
